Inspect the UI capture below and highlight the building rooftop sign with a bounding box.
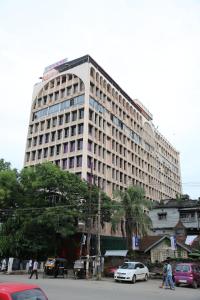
[44,58,68,74]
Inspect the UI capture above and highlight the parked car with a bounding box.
[114,261,149,283]
[104,265,118,277]
[174,263,200,289]
[0,282,48,300]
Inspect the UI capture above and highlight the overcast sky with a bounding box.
[0,0,199,199]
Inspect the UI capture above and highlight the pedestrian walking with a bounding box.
[159,262,167,288]
[29,259,38,279]
[28,259,33,274]
[1,259,7,272]
[165,260,175,290]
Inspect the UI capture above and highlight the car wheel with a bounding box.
[192,280,198,289]
[132,275,136,284]
[144,274,148,281]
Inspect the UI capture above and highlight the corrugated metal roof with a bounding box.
[104,250,128,257]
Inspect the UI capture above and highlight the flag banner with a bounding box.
[132,235,140,250]
[170,236,177,250]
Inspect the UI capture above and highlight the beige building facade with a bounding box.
[24,55,182,202]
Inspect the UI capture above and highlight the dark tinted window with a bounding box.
[12,288,46,300]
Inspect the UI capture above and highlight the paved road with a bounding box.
[0,274,199,300]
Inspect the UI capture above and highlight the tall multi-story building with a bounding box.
[24,55,182,202]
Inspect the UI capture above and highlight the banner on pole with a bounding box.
[170,236,177,250]
[132,235,140,250]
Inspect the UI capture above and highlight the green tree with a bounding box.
[0,159,21,208]
[113,186,152,250]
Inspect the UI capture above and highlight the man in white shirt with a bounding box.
[29,259,38,279]
[28,259,33,274]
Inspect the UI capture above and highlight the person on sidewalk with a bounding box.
[28,259,33,274]
[29,259,38,279]
[159,262,167,288]
[165,260,175,290]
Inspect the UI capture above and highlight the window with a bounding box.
[61,89,65,98]
[46,119,51,129]
[28,139,31,147]
[56,144,61,155]
[88,124,93,136]
[39,135,43,145]
[77,139,83,150]
[64,127,69,138]
[89,109,93,121]
[57,130,62,140]
[72,111,77,121]
[71,125,76,136]
[73,84,78,93]
[45,133,49,143]
[59,115,63,125]
[43,96,47,105]
[158,212,167,220]
[51,131,56,142]
[40,121,45,131]
[52,117,57,127]
[33,137,37,146]
[88,140,92,152]
[67,86,72,96]
[55,91,59,100]
[69,157,74,168]
[43,148,48,158]
[70,141,75,152]
[50,146,54,156]
[37,149,42,159]
[65,113,70,123]
[63,143,68,153]
[79,108,84,119]
[62,158,68,169]
[78,124,84,134]
[76,156,82,167]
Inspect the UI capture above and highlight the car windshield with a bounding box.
[120,263,135,269]
[11,288,47,300]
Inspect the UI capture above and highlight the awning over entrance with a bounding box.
[104,250,128,257]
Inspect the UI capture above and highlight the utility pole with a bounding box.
[96,188,101,280]
[85,164,93,279]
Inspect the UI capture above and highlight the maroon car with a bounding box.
[174,263,200,289]
[0,282,48,300]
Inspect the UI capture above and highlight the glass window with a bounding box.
[78,124,84,134]
[72,111,77,121]
[48,103,60,115]
[79,108,84,119]
[69,157,74,168]
[62,158,68,169]
[65,113,70,123]
[71,126,76,136]
[77,139,83,150]
[70,141,75,152]
[63,143,68,153]
[76,155,82,167]
[64,127,69,138]
[60,100,70,111]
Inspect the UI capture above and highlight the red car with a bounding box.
[0,282,48,300]
[174,263,200,289]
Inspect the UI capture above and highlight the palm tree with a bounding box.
[112,186,152,250]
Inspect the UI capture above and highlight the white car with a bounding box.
[114,261,149,283]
